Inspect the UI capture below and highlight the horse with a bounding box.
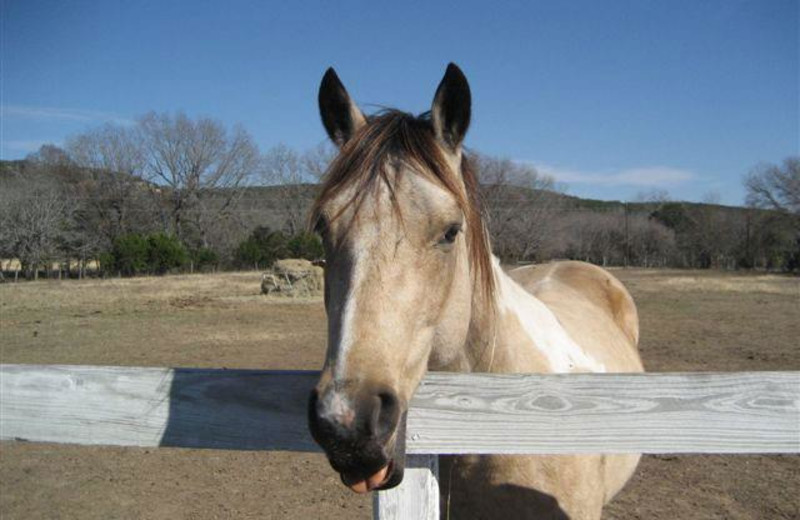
[307,63,644,519]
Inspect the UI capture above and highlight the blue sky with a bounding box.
[2,0,797,205]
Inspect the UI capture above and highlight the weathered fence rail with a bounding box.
[1,364,799,519]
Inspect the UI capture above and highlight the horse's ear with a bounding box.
[318,68,366,148]
[431,63,471,151]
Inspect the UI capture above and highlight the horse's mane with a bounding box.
[310,109,495,306]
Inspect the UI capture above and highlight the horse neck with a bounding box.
[458,258,542,374]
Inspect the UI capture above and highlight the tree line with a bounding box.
[0,113,331,279]
[470,154,797,271]
[0,112,797,280]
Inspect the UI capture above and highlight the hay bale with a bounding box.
[262,259,324,296]
[274,259,314,282]
[260,273,282,295]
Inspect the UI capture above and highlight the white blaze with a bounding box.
[333,244,365,380]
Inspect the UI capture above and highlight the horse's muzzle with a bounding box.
[308,384,407,493]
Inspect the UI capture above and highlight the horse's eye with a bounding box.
[314,216,328,236]
[440,224,462,245]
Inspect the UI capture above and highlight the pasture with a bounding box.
[1,269,798,519]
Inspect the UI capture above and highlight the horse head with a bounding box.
[307,64,494,493]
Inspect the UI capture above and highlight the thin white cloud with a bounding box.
[531,163,695,187]
[2,105,133,126]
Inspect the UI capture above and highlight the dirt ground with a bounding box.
[1,269,798,519]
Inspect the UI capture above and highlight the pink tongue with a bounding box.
[347,465,390,494]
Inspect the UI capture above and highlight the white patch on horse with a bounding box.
[330,182,389,380]
[493,258,606,373]
[320,388,356,428]
[333,242,365,380]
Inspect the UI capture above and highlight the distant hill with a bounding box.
[0,158,763,217]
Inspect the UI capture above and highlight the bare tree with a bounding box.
[138,112,260,247]
[67,125,154,243]
[627,214,675,267]
[302,142,336,181]
[745,157,800,214]
[26,144,72,168]
[20,146,103,278]
[744,157,800,270]
[633,188,672,203]
[261,144,318,235]
[0,169,71,279]
[473,153,562,262]
[68,124,143,177]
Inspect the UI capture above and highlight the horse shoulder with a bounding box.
[508,261,642,371]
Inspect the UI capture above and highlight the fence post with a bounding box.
[373,454,439,520]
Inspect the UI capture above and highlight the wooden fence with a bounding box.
[1,364,798,519]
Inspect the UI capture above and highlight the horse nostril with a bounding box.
[311,385,401,444]
[371,390,400,441]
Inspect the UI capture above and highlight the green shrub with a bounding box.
[234,238,262,270]
[147,233,188,274]
[98,251,115,274]
[190,247,218,271]
[110,234,149,276]
[288,232,324,260]
[103,232,188,276]
[234,226,288,269]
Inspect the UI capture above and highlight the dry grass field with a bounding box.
[1,268,798,519]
